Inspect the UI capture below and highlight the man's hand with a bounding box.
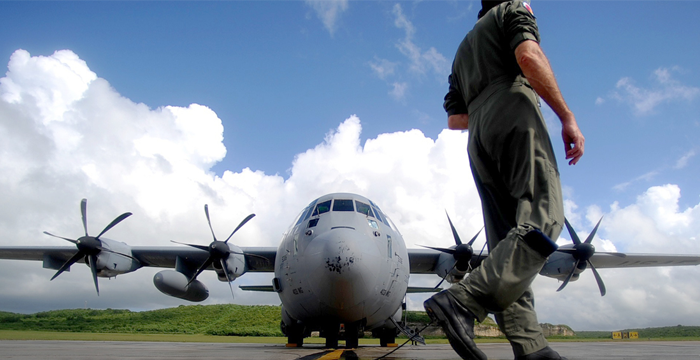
[448,113,469,130]
[561,117,584,165]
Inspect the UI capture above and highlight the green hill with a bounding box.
[576,325,700,339]
[0,305,283,336]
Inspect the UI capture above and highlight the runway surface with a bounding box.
[1,340,699,359]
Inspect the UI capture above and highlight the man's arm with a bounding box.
[444,74,469,130]
[515,39,584,165]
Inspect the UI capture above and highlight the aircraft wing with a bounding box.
[408,247,700,279]
[0,246,277,272]
[0,246,78,262]
[407,248,488,274]
[407,248,442,273]
[131,246,276,272]
[590,253,700,269]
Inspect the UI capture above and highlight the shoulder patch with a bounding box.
[523,1,534,15]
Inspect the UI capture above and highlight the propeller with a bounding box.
[43,198,135,295]
[419,211,483,289]
[556,217,626,296]
[171,204,260,300]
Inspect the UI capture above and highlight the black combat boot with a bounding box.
[424,291,487,360]
[516,346,568,360]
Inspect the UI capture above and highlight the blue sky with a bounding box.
[1,1,699,331]
[2,0,698,209]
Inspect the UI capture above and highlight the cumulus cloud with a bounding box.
[611,67,700,116]
[534,184,700,330]
[305,0,348,35]
[2,50,700,331]
[0,48,480,313]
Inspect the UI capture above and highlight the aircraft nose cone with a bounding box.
[306,228,380,313]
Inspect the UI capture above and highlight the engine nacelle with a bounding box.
[93,238,142,277]
[153,270,209,302]
[434,252,468,284]
[539,253,581,282]
[214,244,246,282]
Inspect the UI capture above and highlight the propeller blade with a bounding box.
[96,246,140,263]
[229,251,270,262]
[96,212,133,239]
[556,259,580,292]
[584,217,603,244]
[418,244,456,255]
[43,231,78,244]
[170,240,210,252]
[81,199,88,236]
[51,251,85,281]
[187,258,213,286]
[434,262,458,289]
[467,227,483,246]
[558,218,611,295]
[564,218,581,245]
[476,240,488,260]
[88,253,100,295]
[445,212,462,245]
[220,259,236,300]
[204,204,218,242]
[588,260,607,296]
[224,214,256,243]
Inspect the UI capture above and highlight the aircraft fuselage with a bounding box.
[274,193,409,344]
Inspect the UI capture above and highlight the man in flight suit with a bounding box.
[423,1,585,360]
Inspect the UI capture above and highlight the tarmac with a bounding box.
[1,340,699,360]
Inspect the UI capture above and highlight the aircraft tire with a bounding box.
[379,334,395,347]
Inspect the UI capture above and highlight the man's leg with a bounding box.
[494,288,547,357]
[434,225,556,360]
[448,87,565,356]
[447,226,556,319]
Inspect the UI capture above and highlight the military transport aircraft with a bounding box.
[1,192,700,348]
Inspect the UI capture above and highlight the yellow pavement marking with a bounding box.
[317,349,346,360]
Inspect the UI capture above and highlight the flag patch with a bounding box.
[523,2,534,15]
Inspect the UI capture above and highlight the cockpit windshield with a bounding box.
[355,201,375,217]
[332,199,354,211]
[301,195,398,232]
[312,200,332,216]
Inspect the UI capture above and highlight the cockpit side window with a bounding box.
[368,200,387,224]
[312,200,332,216]
[385,215,399,233]
[355,201,375,217]
[298,200,317,224]
[372,206,386,224]
[294,207,309,226]
[332,199,354,212]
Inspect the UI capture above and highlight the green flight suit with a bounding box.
[443,1,565,357]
